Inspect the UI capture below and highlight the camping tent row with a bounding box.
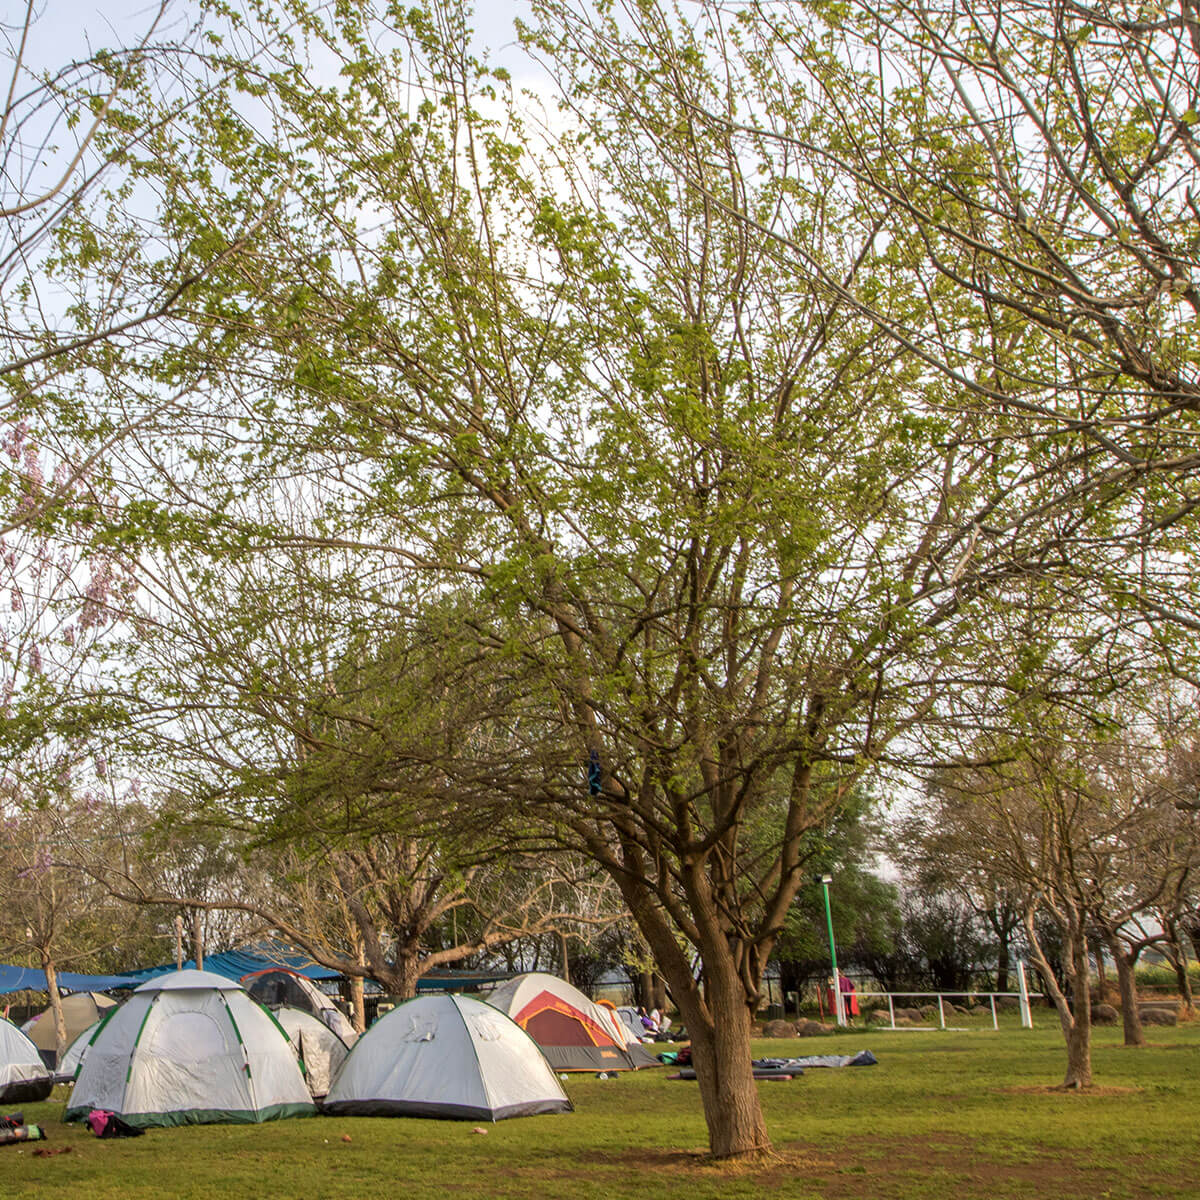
[34,969,654,1129]
[61,970,570,1127]
[60,1002,351,1097]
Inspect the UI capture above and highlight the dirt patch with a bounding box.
[574,1132,1189,1199]
[776,1133,1190,1199]
[579,1146,835,1174]
[999,1084,1141,1096]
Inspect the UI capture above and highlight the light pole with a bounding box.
[820,874,845,1027]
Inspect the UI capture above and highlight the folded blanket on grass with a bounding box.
[754,1049,877,1070]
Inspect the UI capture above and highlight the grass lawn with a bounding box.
[5,1018,1197,1199]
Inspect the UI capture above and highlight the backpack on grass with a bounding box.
[86,1109,144,1139]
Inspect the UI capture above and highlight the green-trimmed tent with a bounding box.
[56,1016,103,1082]
[64,969,315,1127]
[0,1015,52,1103]
[274,1004,350,1098]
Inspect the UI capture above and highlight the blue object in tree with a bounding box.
[587,749,602,795]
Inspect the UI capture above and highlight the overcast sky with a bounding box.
[26,1,535,67]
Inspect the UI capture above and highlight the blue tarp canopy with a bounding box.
[0,964,141,994]
[125,945,341,984]
[416,969,511,992]
[2,945,507,996]
[126,945,507,991]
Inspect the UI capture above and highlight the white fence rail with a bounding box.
[844,962,1042,1031]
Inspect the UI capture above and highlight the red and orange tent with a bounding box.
[485,973,659,1071]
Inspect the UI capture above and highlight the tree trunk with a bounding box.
[650,972,669,1013]
[1163,920,1194,1012]
[635,970,653,1010]
[347,937,368,1032]
[614,867,772,1158]
[674,956,771,1159]
[1063,1009,1092,1088]
[192,909,204,970]
[778,960,801,1017]
[42,955,68,1066]
[1091,937,1108,1002]
[1025,907,1092,1088]
[994,920,1010,994]
[381,945,422,1000]
[1179,961,1195,1014]
[1106,934,1145,1048]
[339,958,367,1032]
[1063,926,1093,1087]
[559,930,571,986]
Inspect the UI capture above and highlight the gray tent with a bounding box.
[323,993,572,1121]
[54,1014,113,1083]
[241,968,357,1045]
[274,1004,351,1098]
[0,1015,52,1104]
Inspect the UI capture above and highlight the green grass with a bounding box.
[5,1021,1199,1199]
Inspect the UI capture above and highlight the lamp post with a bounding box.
[820,874,845,1027]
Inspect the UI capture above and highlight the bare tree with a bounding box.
[0,788,142,1059]
[922,687,1200,1081]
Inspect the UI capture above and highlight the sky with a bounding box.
[30,1,536,67]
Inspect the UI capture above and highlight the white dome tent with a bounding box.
[55,1013,112,1083]
[64,969,316,1127]
[0,1015,53,1104]
[273,1004,351,1098]
[323,993,573,1121]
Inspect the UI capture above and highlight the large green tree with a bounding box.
[18,0,1200,1157]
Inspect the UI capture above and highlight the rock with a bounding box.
[1139,1006,1178,1026]
[868,1009,892,1024]
[1090,1004,1119,1025]
[795,1019,833,1036]
[918,1004,938,1020]
[763,1019,797,1038]
[994,996,1019,1011]
[893,1006,924,1023]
